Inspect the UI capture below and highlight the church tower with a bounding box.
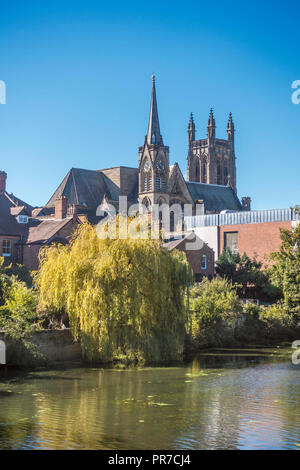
[187,109,237,193]
[138,76,170,207]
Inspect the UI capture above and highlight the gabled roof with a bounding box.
[162,232,206,251]
[32,207,54,217]
[46,166,140,210]
[168,163,193,203]
[5,193,34,212]
[24,217,74,245]
[10,206,27,216]
[186,182,242,212]
[0,192,33,236]
[46,168,120,208]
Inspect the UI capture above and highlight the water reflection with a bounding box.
[0,352,299,449]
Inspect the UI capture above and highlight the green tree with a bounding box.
[0,273,41,359]
[216,248,278,300]
[36,221,192,363]
[189,277,242,347]
[269,223,300,315]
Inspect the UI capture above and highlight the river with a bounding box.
[0,348,299,450]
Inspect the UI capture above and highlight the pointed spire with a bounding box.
[208,108,215,126]
[188,112,195,133]
[146,75,163,146]
[188,112,195,147]
[227,112,234,130]
[207,108,215,138]
[227,112,234,142]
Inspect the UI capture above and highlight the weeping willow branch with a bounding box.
[36,220,193,363]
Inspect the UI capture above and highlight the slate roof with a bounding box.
[10,206,27,216]
[45,167,242,217]
[0,192,33,237]
[186,182,242,212]
[162,232,201,251]
[46,168,122,208]
[25,217,74,245]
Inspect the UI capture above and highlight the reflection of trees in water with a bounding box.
[0,362,299,449]
[172,357,242,449]
[0,390,38,449]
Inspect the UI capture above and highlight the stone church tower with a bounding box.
[138,75,170,207]
[187,109,237,193]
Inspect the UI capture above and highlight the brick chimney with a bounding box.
[55,196,68,219]
[0,171,7,193]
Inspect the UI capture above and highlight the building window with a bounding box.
[217,161,221,184]
[224,232,238,254]
[202,161,207,183]
[17,246,22,263]
[143,175,152,192]
[155,175,166,191]
[17,215,28,224]
[142,197,151,211]
[2,239,12,257]
[201,254,207,270]
[195,160,200,181]
[223,166,228,184]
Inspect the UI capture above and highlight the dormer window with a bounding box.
[17,215,28,224]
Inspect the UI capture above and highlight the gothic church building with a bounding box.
[45,77,250,221]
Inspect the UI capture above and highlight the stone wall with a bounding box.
[0,329,82,366]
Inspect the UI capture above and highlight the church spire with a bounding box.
[146,75,163,146]
[188,112,195,145]
[227,112,234,144]
[207,108,216,138]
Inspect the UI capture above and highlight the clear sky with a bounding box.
[0,0,299,209]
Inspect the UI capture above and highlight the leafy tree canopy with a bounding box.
[36,221,193,363]
[215,248,279,300]
[269,223,300,315]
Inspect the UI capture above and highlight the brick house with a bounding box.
[162,232,215,280]
[0,171,80,270]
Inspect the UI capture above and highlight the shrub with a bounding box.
[189,277,242,347]
[0,274,42,361]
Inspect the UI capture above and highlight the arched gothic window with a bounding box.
[155,174,166,191]
[143,175,152,191]
[195,160,200,181]
[142,159,152,192]
[142,197,151,211]
[217,161,222,185]
[202,160,207,183]
[223,166,228,185]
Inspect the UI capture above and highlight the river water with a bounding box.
[0,349,300,450]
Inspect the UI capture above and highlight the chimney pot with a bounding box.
[0,171,7,193]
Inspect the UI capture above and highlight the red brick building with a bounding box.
[219,220,292,265]
[0,172,80,270]
[186,209,299,267]
[162,232,215,280]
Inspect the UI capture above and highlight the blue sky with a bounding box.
[0,0,299,209]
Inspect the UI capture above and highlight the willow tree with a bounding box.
[36,220,192,363]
